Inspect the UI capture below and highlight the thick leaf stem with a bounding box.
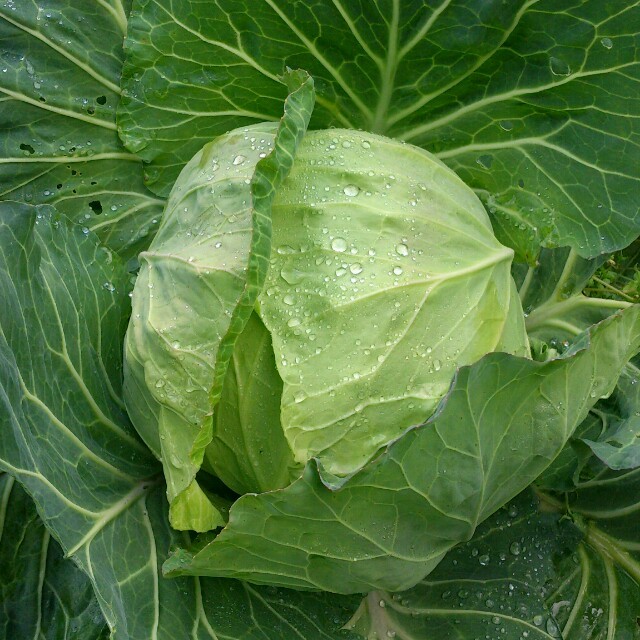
[551,248,580,301]
[518,265,535,302]
[525,296,631,335]
[583,524,640,584]
[96,0,128,35]
[370,0,399,134]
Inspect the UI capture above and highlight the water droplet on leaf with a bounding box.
[549,56,571,76]
[331,237,348,252]
[476,154,493,169]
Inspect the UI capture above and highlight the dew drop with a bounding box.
[499,120,514,131]
[395,243,409,256]
[361,140,371,149]
[392,266,403,276]
[280,267,304,284]
[343,184,360,197]
[546,619,560,637]
[283,294,295,306]
[331,237,348,252]
[549,56,571,76]
[476,154,493,169]
[600,37,613,49]
[232,154,246,165]
[509,541,521,556]
[349,263,363,275]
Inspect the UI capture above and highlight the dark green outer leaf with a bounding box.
[0,203,360,639]
[119,0,640,259]
[580,361,640,470]
[405,0,640,261]
[0,201,161,637]
[165,305,640,594]
[346,490,580,640]
[0,473,109,640]
[542,467,640,639]
[0,0,164,261]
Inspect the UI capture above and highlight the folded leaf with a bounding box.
[259,129,527,476]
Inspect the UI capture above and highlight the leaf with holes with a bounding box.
[0,0,164,261]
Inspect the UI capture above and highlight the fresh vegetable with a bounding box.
[124,113,531,531]
[1,1,639,639]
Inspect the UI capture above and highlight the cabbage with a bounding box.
[124,117,529,529]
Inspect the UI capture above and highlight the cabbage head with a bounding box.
[124,99,529,534]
